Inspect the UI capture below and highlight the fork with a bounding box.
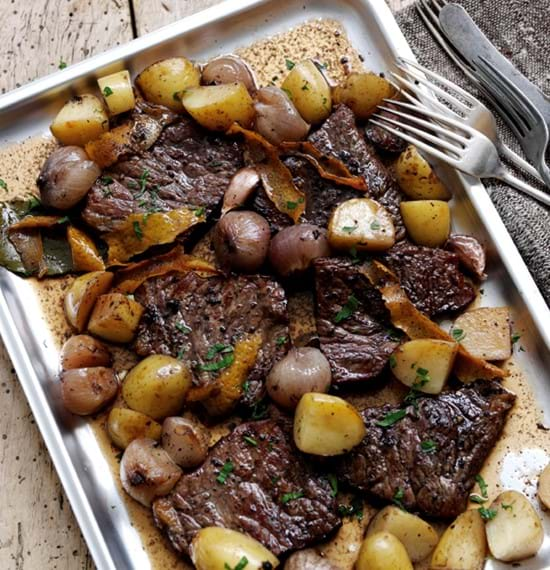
[370,101,550,207]
[416,0,544,183]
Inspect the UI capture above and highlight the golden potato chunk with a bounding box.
[400,200,451,247]
[538,463,550,510]
[50,94,109,146]
[64,271,114,332]
[281,60,331,124]
[122,355,192,420]
[107,408,162,449]
[97,70,135,115]
[452,307,511,361]
[87,292,144,343]
[395,145,451,200]
[180,83,255,131]
[356,531,413,570]
[333,72,394,119]
[328,198,396,252]
[136,57,200,111]
[485,490,544,562]
[431,509,487,570]
[391,339,458,394]
[293,393,366,456]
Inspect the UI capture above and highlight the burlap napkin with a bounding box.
[396,0,550,305]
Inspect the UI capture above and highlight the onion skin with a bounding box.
[254,86,310,146]
[61,366,118,415]
[213,211,270,273]
[120,438,182,507]
[161,417,209,469]
[60,335,111,371]
[267,347,332,409]
[221,167,260,216]
[202,55,258,94]
[268,224,330,277]
[445,234,487,280]
[37,146,101,210]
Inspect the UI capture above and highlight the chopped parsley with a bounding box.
[250,399,269,420]
[224,557,248,570]
[175,322,191,334]
[206,343,234,360]
[337,496,364,520]
[58,58,67,70]
[370,220,381,231]
[243,435,258,447]
[194,206,205,217]
[342,225,357,234]
[198,353,235,372]
[133,220,143,240]
[389,354,397,369]
[100,175,113,185]
[328,474,338,497]
[216,460,234,484]
[286,200,298,210]
[102,86,114,97]
[276,335,288,346]
[334,294,359,323]
[0,179,7,190]
[138,169,150,193]
[451,328,466,342]
[511,332,521,344]
[242,380,250,394]
[285,58,295,70]
[478,506,497,521]
[420,440,437,453]
[176,348,185,360]
[475,474,489,499]
[415,367,431,386]
[56,215,70,224]
[281,491,304,504]
[501,503,513,511]
[26,195,42,212]
[469,495,487,505]
[376,408,407,428]
[387,328,403,341]
[392,487,406,510]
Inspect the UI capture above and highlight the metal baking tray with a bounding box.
[1,0,549,568]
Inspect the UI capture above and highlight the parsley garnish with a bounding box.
[328,474,338,497]
[216,460,234,484]
[337,496,363,520]
[478,506,497,521]
[415,367,431,386]
[242,380,250,394]
[469,495,487,505]
[285,58,295,70]
[376,408,407,428]
[276,335,288,346]
[451,328,466,342]
[58,58,67,70]
[370,220,381,231]
[387,328,403,341]
[389,354,397,369]
[175,322,191,334]
[475,474,489,498]
[392,487,406,509]
[0,179,7,190]
[194,206,205,217]
[224,557,248,570]
[103,86,114,97]
[250,399,269,420]
[206,343,234,360]
[199,353,235,372]
[133,220,143,240]
[420,440,437,453]
[342,225,357,234]
[138,169,150,193]
[243,435,258,447]
[26,195,42,212]
[334,294,359,323]
[286,200,298,210]
[101,176,113,185]
[56,215,70,224]
[511,332,521,344]
[176,348,185,360]
[281,491,304,504]
[501,503,513,511]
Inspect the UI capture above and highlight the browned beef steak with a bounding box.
[384,241,476,316]
[83,117,243,232]
[308,105,405,239]
[134,272,289,403]
[336,381,515,518]
[153,420,341,556]
[314,257,400,384]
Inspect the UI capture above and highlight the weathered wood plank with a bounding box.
[0,1,132,569]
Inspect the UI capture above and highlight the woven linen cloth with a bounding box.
[396,0,550,305]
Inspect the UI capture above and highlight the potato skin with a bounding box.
[87,292,144,343]
[400,200,451,248]
[281,60,331,124]
[181,83,255,131]
[395,145,451,200]
[64,271,114,332]
[50,94,109,146]
[60,334,111,370]
[98,70,135,115]
[333,72,394,119]
[356,531,413,570]
[136,57,200,111]
[107,408,162,449]
[122,355,192,420]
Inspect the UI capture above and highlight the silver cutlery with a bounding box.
[416,0,545,183]
[370,80,550,207]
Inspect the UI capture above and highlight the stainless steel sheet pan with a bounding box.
[1,1,549,568]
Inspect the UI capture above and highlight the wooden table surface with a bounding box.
[0,0,412,568]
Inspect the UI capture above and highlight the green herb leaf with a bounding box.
[478,506,497,521]
[26,195,42,212]
[281,491,304,504]
[103,86,114,97]
[133,220,143,240]
[501,503,513,511]
[337,496,364,520]
[250,399,269,420]
[175,322,191,334]
[58,58,67,70]
[206,343,234,360]
[469,495,487,505]
[216,460,234,484]
[328,474,338,497]
[276,335,288,346]
[56,216,70,225]
[511,332,521,344]
[224,556,249,570]
[101,176,113,185]
[451,328,466,342]
[285,58,295,70]
[475,474,489,499]
[286,200,298,210]
[198,353,235,372]
[334,294,359,323]
[341,225,357,234]
[392,487,406,510]
[194,206,205,217]
[243,435,258,447]
[242,380,250,394]
[376,408,407,428]
[370,220,381,231]
[420,440,437,453]
[0,179,7,191]
[176,348,185,360]
[389,354,397,369]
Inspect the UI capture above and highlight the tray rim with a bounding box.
[0,1,549,569]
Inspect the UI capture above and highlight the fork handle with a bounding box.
[497,141,545,184]
[495,170,550,207]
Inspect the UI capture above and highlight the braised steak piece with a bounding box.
[308,105,405,239]
[336,381,515,518]
[153,420,341,556]
[384,241,476,316]
[314,257,400,384]
[134,271,288,402]
[83,117,243,232]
